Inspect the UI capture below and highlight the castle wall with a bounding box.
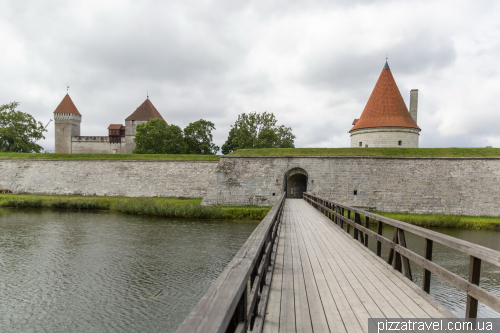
[3,156,500,216]
[71,137,124,154]
[201,156,500,216]
[350,127,420,148]
[0,159,218,198]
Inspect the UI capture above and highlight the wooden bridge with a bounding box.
[176,193,500,333]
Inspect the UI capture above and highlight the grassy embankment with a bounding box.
[333,210,500,231]
[0,194,270,220]
[229,147,500,157]
[0,152,220,161]
[2,147,500,160]
[373,212,500,230]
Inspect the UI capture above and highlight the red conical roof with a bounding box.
[350,62,419,131]
[53,94,82,116]
[125,99,165,122]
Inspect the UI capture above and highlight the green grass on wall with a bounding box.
[0,152,220,161]
[228,147,500,158]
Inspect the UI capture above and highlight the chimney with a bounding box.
[409,89,418,124]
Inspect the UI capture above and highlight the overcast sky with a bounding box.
[1,0,499,152]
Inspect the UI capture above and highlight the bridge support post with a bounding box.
[388,228,412,280]
[364,217,369,247]
[228,285,248,332]
[422,239,433,293]
[397,229,412,281]
[347,210,351,234]
[354,213,359,240]
[354,213,365,244]
[465,256,482,318]
[376,221,383,257]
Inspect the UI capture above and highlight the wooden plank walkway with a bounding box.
[263,199,449,333]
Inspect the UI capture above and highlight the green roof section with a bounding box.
[0,153,221,161]
[228,147,500,158]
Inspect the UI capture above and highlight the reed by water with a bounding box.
[0,194,270,220]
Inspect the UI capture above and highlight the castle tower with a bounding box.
[350,61,421,148]
[123,98,166,153]
[53,94,82,153]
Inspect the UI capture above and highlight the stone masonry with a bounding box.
[0,159,218,198]
[350,127,420,148]
[2,156,500,216]
[201,156,500,216]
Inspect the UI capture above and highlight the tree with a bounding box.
[0,102,46,153]
[221,127,237,155]
[133,119,185,154]
[222,112,295,153]
[184,119,219,155]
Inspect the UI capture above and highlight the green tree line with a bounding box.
[134,111,295,155]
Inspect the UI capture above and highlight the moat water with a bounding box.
[0,208,257,333]
[1,209,499,333]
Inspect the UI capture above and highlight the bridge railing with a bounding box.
[303,192,500,319]
[176,193,286,333]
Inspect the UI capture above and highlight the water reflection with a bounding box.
[0,208,257,333]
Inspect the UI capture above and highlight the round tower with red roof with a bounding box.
[350,61,421,148]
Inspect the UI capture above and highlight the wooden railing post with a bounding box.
[376,221,383,257]
[388,229,401,272]
[354,213,360,240]
[341,208,344,229]
[347,210,351,234]
[422,238,433,293]
[227,285,248,332]
[465,256,482,318]
[397,229,412,281]
[354,213,364,244]
[336,206,339,225]
[364,216,369,247]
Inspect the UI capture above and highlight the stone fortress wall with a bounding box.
[0,159,218,198]
[1,156,500,216]
[71,137,125,154]
[201,156,500,216]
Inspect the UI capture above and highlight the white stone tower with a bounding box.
[53,94,81,153]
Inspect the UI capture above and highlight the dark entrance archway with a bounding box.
[286,168,307,198]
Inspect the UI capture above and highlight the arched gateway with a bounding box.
[286,168,307,198]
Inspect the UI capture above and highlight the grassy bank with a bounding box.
[3,148,500,160]
[372,212,500,230]
[0,194,270,220]
[228,147,500,158]
[337,210,500,230]
[0,152,220,161]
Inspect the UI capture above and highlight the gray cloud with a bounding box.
[0,0,499,152]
